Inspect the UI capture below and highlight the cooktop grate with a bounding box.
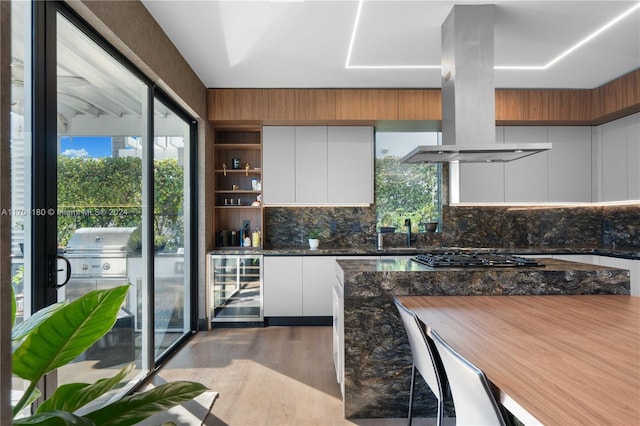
[412,253,544,268]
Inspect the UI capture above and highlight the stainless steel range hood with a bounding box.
[402,5,551,164]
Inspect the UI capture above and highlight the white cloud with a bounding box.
[61,148,89,158]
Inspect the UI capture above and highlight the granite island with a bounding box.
[334,257,631,419]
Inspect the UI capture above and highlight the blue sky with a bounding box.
[60,136,112,158]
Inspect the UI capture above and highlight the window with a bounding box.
[375,131,441,233]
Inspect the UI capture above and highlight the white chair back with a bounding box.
[394,297,446,425]
[430,329,506,426]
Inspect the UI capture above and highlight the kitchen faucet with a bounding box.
[404,219,412,247]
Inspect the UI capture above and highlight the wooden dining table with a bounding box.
[397,295,640,425]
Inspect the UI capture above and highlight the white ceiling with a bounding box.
[141,0,640,89]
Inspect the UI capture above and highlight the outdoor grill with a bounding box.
[64,226,138,365]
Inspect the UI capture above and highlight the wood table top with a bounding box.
[397,295,640,425]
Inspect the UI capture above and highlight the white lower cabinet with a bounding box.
[303,256,337,316]
[263,255,338,317]
[263,256,303,317]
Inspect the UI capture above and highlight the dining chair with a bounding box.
[394,297,447,426]
[430,329,506,426]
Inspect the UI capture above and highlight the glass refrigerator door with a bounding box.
[210,255,263,322]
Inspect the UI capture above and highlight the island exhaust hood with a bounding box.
[402,5,551,164]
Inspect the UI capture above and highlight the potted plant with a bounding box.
[10,284,207,425]
[307,229,321,249]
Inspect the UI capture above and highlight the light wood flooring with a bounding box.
[148,326,439,426]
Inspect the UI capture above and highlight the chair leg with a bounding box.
[408,364,416,426]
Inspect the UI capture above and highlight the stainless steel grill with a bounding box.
[63,227,138,366]
[65,227,138,279]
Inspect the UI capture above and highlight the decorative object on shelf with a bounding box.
[222,162,227,176]
[232,158,241,169]
[250,178,262,191]
[251,194,262,206]
[232,184,239,191]
[245,163,251,176]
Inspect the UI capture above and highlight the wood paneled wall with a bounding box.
[208,69,639,125]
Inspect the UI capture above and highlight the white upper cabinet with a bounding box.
[598,114,640,201]
[459,128,505,203]
[504,126,549,202]
[327,126,373,204]
[547,127,592,202]
[629,114,640,200]
[296,126,328,204]
[262,126,295,204]
[459,125,594,203]
[263,126,373,205]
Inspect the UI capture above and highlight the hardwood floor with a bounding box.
[148,326,439,426]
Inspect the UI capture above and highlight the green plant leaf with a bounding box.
[12,285,129,382]
[11,285,16,329]
[12,301,67,347]
[13,387,41,415]
[36,364,134,414]
[83,381,208,426]
[13,410,95,425]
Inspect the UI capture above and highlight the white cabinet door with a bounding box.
[302,256,336,316]
[327,126,373,204]
[627,114,640,200]
[601,120,628,202]
[547,127,592,202]
[504,126,549,202]
[263,256,303,316]
[263,126,295,204]
[295,126,328,204]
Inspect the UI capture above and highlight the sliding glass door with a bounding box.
[153,97,192,359]
[10,1,196,410]
[54,11,149,387]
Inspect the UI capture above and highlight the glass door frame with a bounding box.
[29,0,198,399]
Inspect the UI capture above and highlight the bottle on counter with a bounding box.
[252,230,261,247]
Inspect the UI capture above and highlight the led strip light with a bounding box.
[345,0,640,70]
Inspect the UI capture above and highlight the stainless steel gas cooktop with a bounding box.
[411,252,544,268]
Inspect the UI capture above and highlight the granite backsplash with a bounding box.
[263,203,640,251]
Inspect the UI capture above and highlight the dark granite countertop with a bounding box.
[336,256,630,274]
[207,246,640,259]
[336,255,631,419]
[335,257,631,298]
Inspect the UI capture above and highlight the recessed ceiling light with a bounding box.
[346,1,640,71]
